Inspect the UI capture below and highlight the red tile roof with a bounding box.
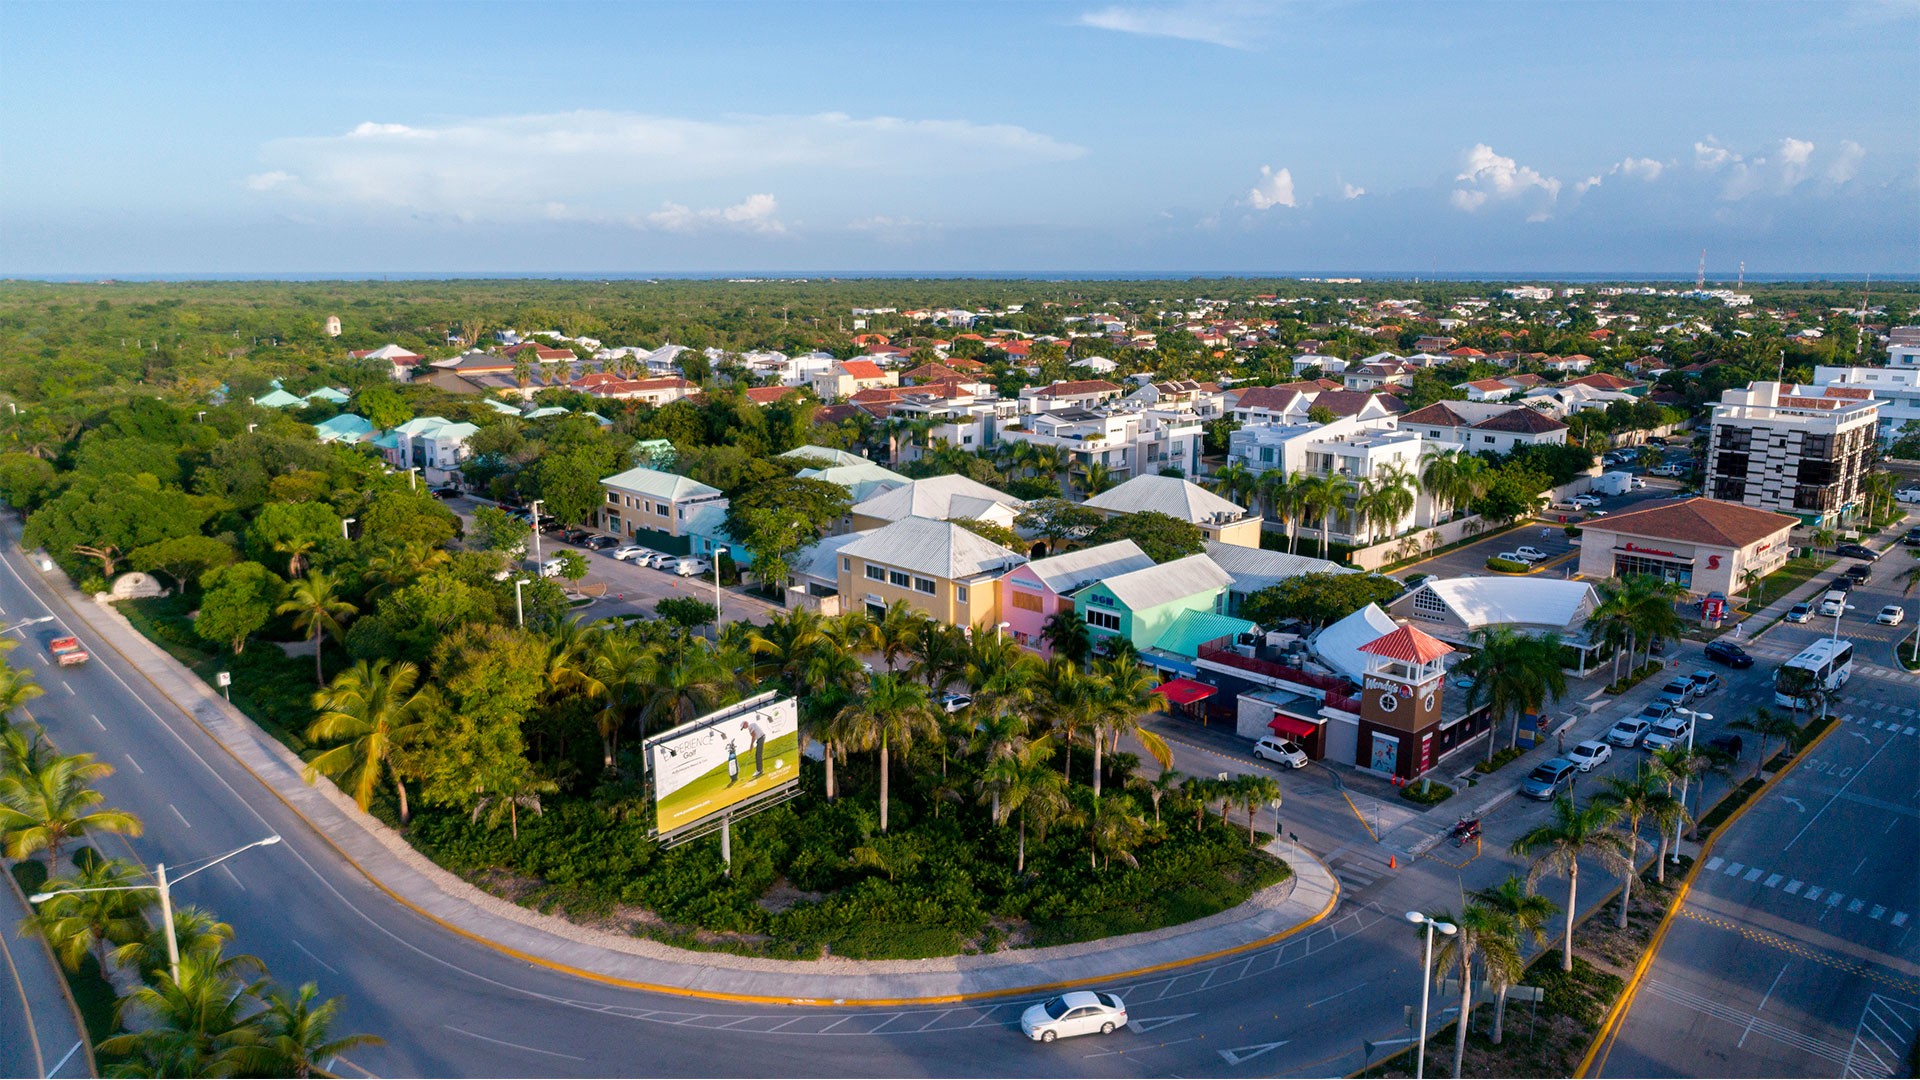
[1567,373,1641,391]
[1582,498,1798,549]
[838,359,888,380]
[1231,386,1309,412]
[1358,625,1454,663]
[744,385,799,405]
[1473,408,1567,434]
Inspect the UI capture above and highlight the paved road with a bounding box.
[1595,516,1920,1079]
[0,853,91,1078]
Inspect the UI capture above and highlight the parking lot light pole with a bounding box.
[514,578,531,628]
[711,546,727,637]
[530,500,545,568]
[1405,910,1456,1080]
[1672,707,1711,859]
[341,517,355,541]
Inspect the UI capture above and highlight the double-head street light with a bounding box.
[1405,910,1457,1080]
[1,615,55,636]
[32,835,281,985]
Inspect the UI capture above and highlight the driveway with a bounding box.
[1392,478,1689,582]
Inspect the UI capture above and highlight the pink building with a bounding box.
[997,540,1156,654]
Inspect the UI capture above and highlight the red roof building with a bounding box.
[1357,625,1455,664]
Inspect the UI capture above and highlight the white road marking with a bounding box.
[220,864,246,891]
[1806,887,1825,901]
[1849,899,1867,914]
[1707,856,1725,871]
[89,713,103,730]
[1765,874,1783,888]
[444,1025,585,1061]
[1895,913,1910,927]
[124,754,143,774]
[1738,962,1791,1049]
[1786,732,1896,853]
[1218,1039,1289,1066]
[1128,1013,1197,1033]
[168,803,191,828]
[1307,983,1368,1008]
[1745,867,1765,882]
[46,1039,81,1078]
[61,681,73,695]
[1786,880,1803,894]
[1870,906,1886,920]
[291,938,340,974]
[1727,862,1746,876]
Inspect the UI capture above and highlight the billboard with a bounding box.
[644,692,800,838]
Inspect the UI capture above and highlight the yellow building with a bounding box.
[834,517,1026,628]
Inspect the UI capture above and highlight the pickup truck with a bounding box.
[47,635,89,666]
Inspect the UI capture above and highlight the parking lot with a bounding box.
[1393,476,1690,583]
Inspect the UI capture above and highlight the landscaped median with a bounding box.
[40,554,1341,1005]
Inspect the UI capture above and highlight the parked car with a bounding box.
[1657,677,1696,705]
[1704,640,1754,668]
[1835,543,1878,561]
[1020,991,1128,1042]
[1521,758,1578,800]
[429,486,462,500]
[1252,736,1309,768]
[1878,605,1906,626]
[559,526,593,545]
[1513,546,1549,563]
[1687,669,1723,697]
[612,545,655,562]
[939,693,973,713]
[1904,527,1920,547]
[1707,734,1744,760]
[1648,463,1685,477]
[1896,487,1920,504]
[1630,477,1647,489]
[641,552,681,569]
[1568,740,1612,772]
[583,534,618,551]
[538,557,566,578]
[1493,552,1531,566]
[1606,717,1651,748]
[1845,563,1872,585]
[1636,701,1677,725]
[1785,602,1812,624]
[1571,494,1602,508]
[675,557,712,577]
[1642,715,1694,752]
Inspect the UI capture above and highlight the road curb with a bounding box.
[1575,719,1839,1078]
[17,540,1344,1008]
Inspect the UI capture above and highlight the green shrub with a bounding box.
[1399,780,1454,805]
[1486,557,1530,573]
[1474,746,1526,774]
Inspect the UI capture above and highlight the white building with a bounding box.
[1397,401,1571,453]
[1000,404,1204,482]
[1226,415,1456,545]
[1705,381,1880,525]
[1813,340,1920,442]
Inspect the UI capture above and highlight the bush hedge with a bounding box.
[1486,557,1531,574]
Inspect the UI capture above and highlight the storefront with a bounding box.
[1575,498,1798,598]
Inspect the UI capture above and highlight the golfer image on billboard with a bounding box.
[646,696,799,835]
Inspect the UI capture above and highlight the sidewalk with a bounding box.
[26,545,1338,1006]
[0,860,94,1077]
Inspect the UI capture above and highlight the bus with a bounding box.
[1773,638,1853,710]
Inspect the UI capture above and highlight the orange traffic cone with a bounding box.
[1388,855,1398,870]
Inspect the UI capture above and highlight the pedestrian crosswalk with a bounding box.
[1837,712,1920,737]
[1703,855,1910,928]
[1327,852,1387,893]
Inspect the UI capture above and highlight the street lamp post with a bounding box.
[711,546,727,637]
[997,621,1011,642]
[31,835,280,984]
[0,616,55,636]
[1672,707,1712,859]
[529,500,545,568]
[406,466,419,492]
[1405,910,1457,1080]
[341,517,355,541]
[514,578,531,628]
[1829,602,1854,645]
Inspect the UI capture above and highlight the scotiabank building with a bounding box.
[1575,497,1798,597]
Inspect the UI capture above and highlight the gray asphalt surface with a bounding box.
[0,856,90,1079]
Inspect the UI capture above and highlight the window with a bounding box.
[1086,609,1121,631]
[1482,435,1495,444]
[841,557,851,572]
[656,504,670,518]
[955,586,969,604]
[1010,590,1043,612]
[865,564,885,581]
[889,569,911,588]
[914,576,936,595]
[606,491,619,504]
[1412,589,1448,621]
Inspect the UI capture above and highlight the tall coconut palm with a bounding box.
[747,608,827,693]
[254,982,385,1080]
[1209,461,1254,507]
[871,600,926,673]
[979,737,1065,873]
[1358,464,1416,543]
[1040,610,1093,666]
[585,630,647,772]
[1076,461,1116,498]
[1429,899,1521,1078]
[1588,578,1638,683]
[361,540,450,597]
[277,570,358,687]
[28,851,149,973]
[1233,773,1282,842]
[971,709,1034,821]
[1458,627,1568,762]
[1125,767,1184,824]
[1473,874,1556,1043]
[273,534,319,580]
[1452,453,1490,520]
[637,645,734,737]
[0,662,45,722]
[0,720,54,779]
[1266,472,1307,553]
[304,658,434,822]
[836,673,939,832]
[112,905,235,978]
[97,947,269,1078]
[1301,473,1355,558]
[0,749,142,871]
[1596,765,1666,927]
[1511,796,1630,971]
[1420,448,1461,522]
[1629,576,1687,671]
[1086,792,1148,869]
[1089,656,1171,798]
[1729,707,1800,779]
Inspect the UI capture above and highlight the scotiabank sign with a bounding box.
[1620,542,1682,558]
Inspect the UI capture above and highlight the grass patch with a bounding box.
[1602,661,1665,696]
[1485,557,1531,574]
[1473,746,1526,774]
[1695,777,1765,835]
[1399,780,1454,806]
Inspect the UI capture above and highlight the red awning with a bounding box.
[1269,714,1318,740]
[1156,678,1218,706]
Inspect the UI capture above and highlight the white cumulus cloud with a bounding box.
[1618,157,1664,181]
[1341,181,1366,199]
[246,109,1085,222]
[1827,140,1866,183]
[1247,165,1296,209]
[646,193,785,235]
[1077,2,1269,48]
[1451,144,1560,215]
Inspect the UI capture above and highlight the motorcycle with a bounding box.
[1449,817,1481,847]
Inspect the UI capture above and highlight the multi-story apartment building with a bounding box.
[1705,381,1879,526]
[1227,415,1455,546]
[834,517,1025,628]
[999,404,1204,482]
[1812,334,1920,443]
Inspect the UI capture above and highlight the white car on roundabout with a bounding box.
[1020,991,1128,1042]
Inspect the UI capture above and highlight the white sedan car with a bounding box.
[611,545,655,562]
[1020,991,1128,1042]
[1568,740,1613,772]
[1895,487,1920,504]
[1878,605,1906,626]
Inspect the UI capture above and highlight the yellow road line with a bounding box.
[1340,790,1379,843]
[1675,908,1920,995]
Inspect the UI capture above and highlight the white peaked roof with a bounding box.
[1091,554,1232,611]
[1083,474,1245,523]
[840,517,1025,580]
[1022,540,1156,596]
[850,474,1025,523]
[362,343,422,360]
[1202,541,1351,594]
[780,445,870,468]
[1311,603,1400,681]
[600,466,723,502]
[1072,356,1119,373]
[1416,577,1598,631]
[799,531,871,583]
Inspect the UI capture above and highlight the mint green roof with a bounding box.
[303,386,351,405]
[1154,609,1257,659]
[253,389,306,409]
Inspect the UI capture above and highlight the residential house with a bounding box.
[597,467,728,552]
[743,384,801,406]
[1456,378,1520,402]
[1398,400,1570,452]
[997,540,1156,654]
[571,373,700,406]
[1310,390,1408,420]
[1343,361,1413,392]
[999,403,1204,484]
[1016,379,1125,414]
[847,475,1026,533]
[886,384,1021,460]
[1564,373,1647,396]
[253,389,308,409]
[349,343,427,382]
[834,517,1025,628]
[1227,416,1454,546]
[811,359,898,402]
[1081,474,1262,548]
[1073,554,1255,669]
[380,416,479,482]
[1813,342,1920,442]
[1226,386,1315,425]
[313,414,375,445]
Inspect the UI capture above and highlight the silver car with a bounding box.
[1020,991,1128,1042]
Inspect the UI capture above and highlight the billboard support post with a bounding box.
[645,691,801,847]
[720,813,732,876]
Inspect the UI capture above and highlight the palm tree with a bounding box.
[1209,461,1254,507]
[28,850,148,973]
[584,630,646,772]
[871,600,926,673]
[1357,464,1415,543]
[0,749,143,871]
[1039,658,1099,781]
[1088,656,1171,798]
[1451,453,1490,521]
[747,608,827,693]
[112,905,235,978]
[273,534,319,580]
[1899,560,1920,665]
[1459,627,1568,762]
[1040,610,1092,665]
[1301,473,1355,558]
[1266,472,1307,553]
[98,947,269,1078]
[1126,768,1183,825]
[1588,578,1638,683]
[1628,576,1686,673]
[836,673,939,832]
[1233,774,1282,842]
[277,570,358,687]
[1473,874,1556,1043]
[1596,765,1667,927]
[979,737,1064,873]
[1430,899,1521,1077]
[1511,796,1630,971]
[305,659,433,822]
[1729,707,1800,779]
[255,983,385,1080]
[469,758,558,841]
[0,661,45,722]
[1076,461,1116,498]
[636,645,733,737]
[1420,448,1461,522]
[1086,792,1149,869]
[0,720,54,779]
[361,540,450,597]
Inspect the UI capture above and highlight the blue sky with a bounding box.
[3,1,1915,275]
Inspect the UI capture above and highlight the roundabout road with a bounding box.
[0,528,1460,1078]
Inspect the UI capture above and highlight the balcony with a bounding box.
[1196,644,1355,697]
